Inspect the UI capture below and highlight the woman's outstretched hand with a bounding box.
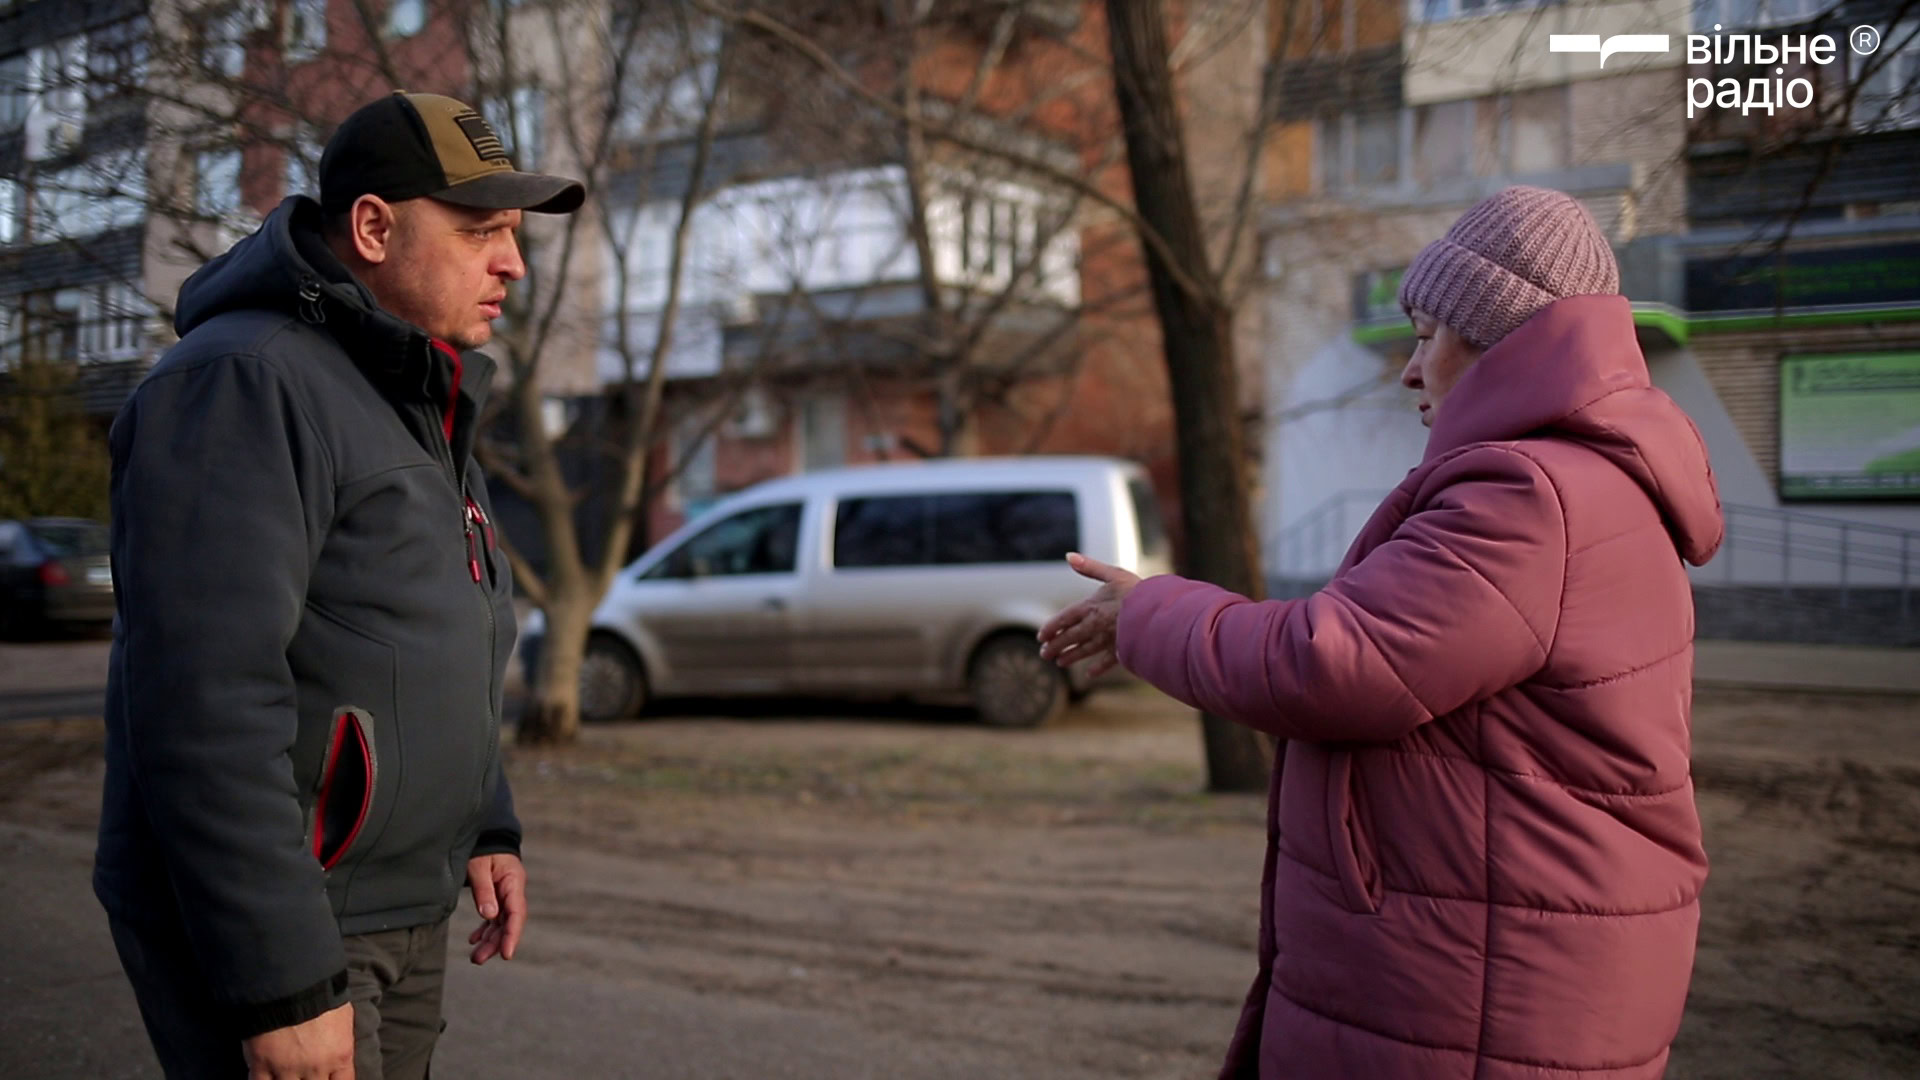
[1038,553,1143,678]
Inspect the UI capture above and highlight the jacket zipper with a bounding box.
[462,476,500,830]
[427,340,499,832]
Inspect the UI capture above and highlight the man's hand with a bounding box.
[242,1001,354,1080]
[1037,552,1143,678]
[467,853,527,965]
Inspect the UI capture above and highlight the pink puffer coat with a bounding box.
[1117,294,1723,1079]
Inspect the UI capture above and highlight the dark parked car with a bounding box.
[0,518,115,635]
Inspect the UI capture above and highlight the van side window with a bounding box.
[834,491,1078,569]
[833,496,929,568]
[644,503,802,579]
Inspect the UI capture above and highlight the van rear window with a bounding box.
[835,491,1078,568]
[1128,477,1168,561]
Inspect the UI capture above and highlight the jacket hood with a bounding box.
[1424,294,1724,566]
[173,196,494,407]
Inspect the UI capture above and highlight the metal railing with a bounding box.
[1269,490,1920,639]
[1266,489,1391,582]
[1714,503,1917,621]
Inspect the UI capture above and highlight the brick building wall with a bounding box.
[1569,68,1688,238]
[1693,323,1920,488]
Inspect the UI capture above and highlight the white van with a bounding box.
[531,456,1172,727]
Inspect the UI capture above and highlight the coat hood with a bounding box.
[173,196,494,409]
[1424,294,1723,566]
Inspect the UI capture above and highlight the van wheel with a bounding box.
[580,635,647,723]
[970,635,1066,729]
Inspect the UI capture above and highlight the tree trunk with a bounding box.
[1105,0,1274,793]
[518,581,591,745]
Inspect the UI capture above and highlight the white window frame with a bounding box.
[285,0,327,61]
[0,178,20,245]
[202,2,263,79]
[24,37,88,163]
[195,148,245,218]
[387,0,427,37]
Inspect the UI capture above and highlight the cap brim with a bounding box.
[435,170,585,214]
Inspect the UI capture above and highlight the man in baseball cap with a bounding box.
[98,92,579,1079]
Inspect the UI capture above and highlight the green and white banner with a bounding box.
[1779,352,1920,500]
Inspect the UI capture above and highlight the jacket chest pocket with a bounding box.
[1325,751,1384,914]
[310,707,379,871]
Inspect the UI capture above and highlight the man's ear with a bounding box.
[347,195,398,265]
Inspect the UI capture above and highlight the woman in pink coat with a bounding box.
[1040,186,1724,1079]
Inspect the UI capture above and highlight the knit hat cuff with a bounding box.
[1397,237,1559,351]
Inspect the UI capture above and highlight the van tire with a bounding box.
[580,634,648,723]
[970,634,1067,729]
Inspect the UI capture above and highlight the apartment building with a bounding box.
[604,1,1264,543]
[1257,0,1920,615]
[2,0,161,416]
[0,0,602,423]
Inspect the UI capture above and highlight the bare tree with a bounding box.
[685,0,1293,789]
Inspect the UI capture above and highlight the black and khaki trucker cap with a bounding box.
[319,91,584,215]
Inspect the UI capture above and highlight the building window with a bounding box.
[482,86,543,169]
[87,18,150,103]
[387,0,427,37]
[195,149,244,217]
[1503,87,1568,174]
[1696,0,1820,30]
[799,394,845,471]
[0,178,20,244]
[61,283,152,363]
[1319,109,1403,191]
[202,3,262,79]
[1417,0,1537,23]
[285,125,322,197]
[959,192,1037,282]
[286,0,327,60]
[672,415,718,509]
[26,155,147,243]
[1413,101,1473,185]
[0,55,30,130]
[1855,23,1920,132]
[24,38,88,162]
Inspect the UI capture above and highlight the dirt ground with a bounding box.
[2,683,1917,1078]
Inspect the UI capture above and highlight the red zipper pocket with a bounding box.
[465,496,497,585]
[313,708,376,871]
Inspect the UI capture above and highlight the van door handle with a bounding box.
[761,597,787,611]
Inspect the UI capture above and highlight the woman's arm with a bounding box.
[1116,446,1568,743]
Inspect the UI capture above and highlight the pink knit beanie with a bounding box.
[1396,186,1620,350]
